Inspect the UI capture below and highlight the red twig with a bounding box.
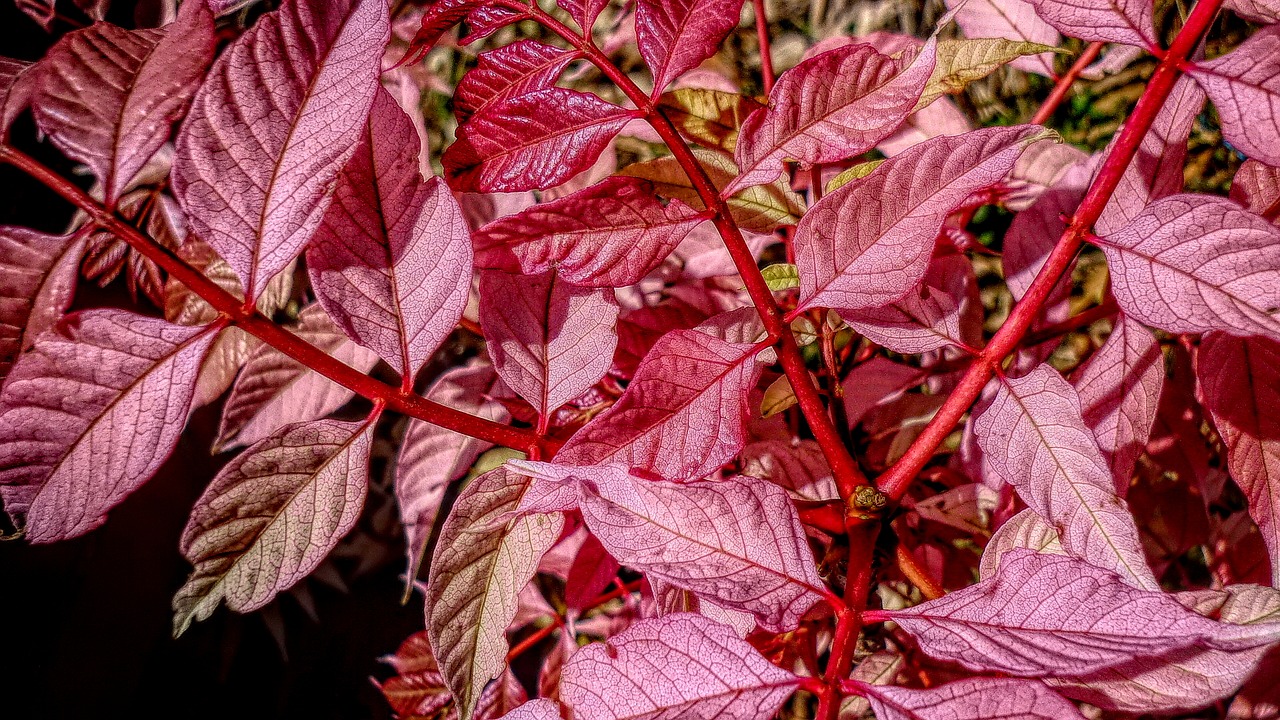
[816,521,878,720]
[0,144,553,456]
[895,544,944,600]
[1020,297,1119,348]
[506,616,564,662]
[752,0,776,94]
[875,0,1225,503]
[1031,41,1106,125]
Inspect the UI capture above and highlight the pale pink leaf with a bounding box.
[513,462,827,631]
[1198,332,1280,586]
[636,0,745,95]
[1226,0,1280,23]
[913,483,1000,537]
[455,40,578,122]
[1096,194,1280,340]
[727,41,936,193]
[172,0,389,299]
[842,254,975,353]
[397,362,510,582]
[0,311,215,543]
[861,677,1086,720]
[554,326,763,480]
[1072,314,1163,487]
[559,613,800,720]
[883,549,1265,676]
[1231,159,1280,222]
[795,125,1049,312]
[974,364,1158,588]
[426,466,565,720]
[1024,0,1153,47]
[647,576,758,637]
[31,0,214,205]
[1080,43,1145,80]
[172,416,375,635]
[944,0,1060,76]
[0,227,86,383]
[740,439,838,502]
[978,509,1066,580]
[443,88,634,193]
[479,270,619,418]
[216,306,381,450]
[1188,26,1280,166]
[1003,187,1078,330]
[495,699,562,720]
[307,89,471,378]
[473,177,704,288]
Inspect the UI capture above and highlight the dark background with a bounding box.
[0,2,424,717]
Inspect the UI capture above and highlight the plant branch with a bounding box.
[895,544,944,600]
[817,521,878,720]
[1031,41,1105,125]
[752,0,776,94]
[875,0,1225,502]
[511,0,868,496]
[0,144,552,456]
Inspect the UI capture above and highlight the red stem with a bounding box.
[506,616,564,662]
[816,521,878,720]
[1021,297,1119,348]
[1030,41,1106,126]
[876,0,1224,502]
[512,1,868,495]
[0,144,552,456]
[752,0,776,94]
[895,544,944,600]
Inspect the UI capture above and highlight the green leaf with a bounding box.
[825,160,885,194]
[917,39,1065,109]
[761,263,800,291]
[657,88,766,154]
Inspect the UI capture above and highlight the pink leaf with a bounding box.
[1095,75,1204,237]
[841,357,926,428]
[795,125,1048,312]
[1231,159,1280,222]
[1,57,36,136]
[31,0,215,206]
[1072,314,1163,488]
[455,40,579,122]
[0,311,216,543]
[564,532,620,611]
[0,227,86,383]
[426,466,565,720]
[740,439,838,502]
[1188,25,1280,166]
[514,462,826,631]
[635,0,745,95]
[443,88,635,193]
[978,509,1065,579]
[648,576,758,637]
[1024,0,1153,47]
[172,0,389,300]
[613,299,709,378]
[1198,332,1280,586]
[861,677,1086,720]
[307,89,471,379]
[216,305,381,450]
[1096,194,1280,340]
[944,0,1060,76]
[555,326,764,480]
[495,699,562,720]
[883,549,1264,677]
[400,0,488,67]
[473,177,704,288]
[172,416,375,635]
[728,41,935,193]
[974,364,1158,589]
[396,361,510,582]
[842,254,976,354]
[558,0,610,33]
[479,270,619,419]
[1225,0,1280,24]
[559,613,801,720]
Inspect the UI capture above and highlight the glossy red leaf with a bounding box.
[455,40,579,122]
[974,364,1158,589]
[173,416,376,635]
[443,88,635,193]
[31,0,214,206]
[1231,159,1280,221]
[1024,0,1153,47]
[479,270,618,420]
[0,227,86,383]
[172,0,389,300]
[795,125,1048,312]
[0,311,216,543]
[1188,26,1280,167]
[944,0,1060,76]
[216,306,381,450]
[558,0,610,33]
[1198,332,1280,586]
[555,325,764,480]
[882,549,1268,677]
[636,0,745,95]
[426,466,565,720]
[396,361,509,582]
[400,0,488,67]
[861,677,1086,720]
[512,462,826,631]
[560,614,801,720]
[1072,314,1163,488]
[1096,194,1280,340]
[727,41,935,193]
[307,89,471,379]
[473,177,704,288]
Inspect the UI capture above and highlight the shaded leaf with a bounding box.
[0,227,86,383]
[657,89,764,154]
[842,253,974,353]
[918,39,1062,107]
[1231,159,1280,222]
[862,677,1086,720]
[1188,26,1280,167]
[944,0,1060,76]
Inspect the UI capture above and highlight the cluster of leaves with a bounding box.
[4,0,1280,718]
